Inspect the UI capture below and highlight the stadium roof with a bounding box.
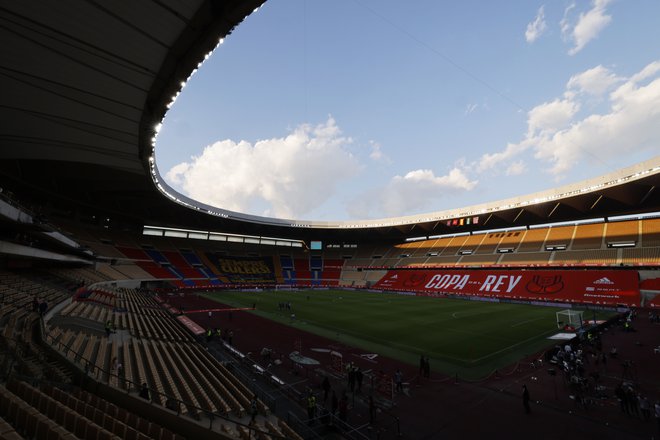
[0,1,659,244]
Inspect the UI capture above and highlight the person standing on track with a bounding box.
[322,376,330,402]
[394,369,403,394]
[307,391,317,424]
[522,384,531,414]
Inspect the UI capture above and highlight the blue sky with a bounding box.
[157,0,660,221]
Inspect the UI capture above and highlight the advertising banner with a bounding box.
[373,269,640,306]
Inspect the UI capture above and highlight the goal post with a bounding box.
[556,309,584,330]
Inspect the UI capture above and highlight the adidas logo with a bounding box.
[390,274,398,279]
[593,277,614,285]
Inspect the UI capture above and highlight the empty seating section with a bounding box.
[457,234,485,254]
[457,254,500,266]
[43,286,282,433]
[161,251,206,279]
[572,223,605,250]
[440,235,469,256]
[429,236,451,255]
[551,249,617,264]
[392,240,424,257]
[410,238,439,256]
[374,257,399,267]
[0,270,71,325]
[475,233,502,254]
[498,252,551,265]
[545,225,575,248]
[144,249,169,265]
[496,230,524,252]
[321,259,343,285]
[96,263,134,280]
[116,247,175,280]
[49,266,111,285]
[115,246,150,261]
[120,292,192,342]
[396,257,428,267]
[364,270,387,283]
[86,241,128,259]
[2,378,188,440]
[621,247,660,264]
[131,261,174,280]
[642,218,660,247]
[1,381,123,440]
[340,269,366,286]
[110,263,153,280]
[424,255,462,266]
[517,229,549,253]
[605,220,639,244]
[309,255,322,270]
[344,258,372,267]
[274,255,343,285]
[353,244,380,258]
[293,258,311,283]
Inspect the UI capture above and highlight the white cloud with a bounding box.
[560,3,576,40]
[506,161,527,176]
[527,98,580,136]
[534,65,660,174]
[565,0,613,55]
[567,65,622,96]
[474,61,660,177]
[369,140,389,162]
[525,6,547,43]
[166,162,190,185]
[165,117,359,219]
[476,142,529,173]
[348,168,477,218]
[464,103,478,115]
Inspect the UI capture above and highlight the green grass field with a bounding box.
[204,289,613,379]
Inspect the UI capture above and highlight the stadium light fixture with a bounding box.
[607,241,636,248]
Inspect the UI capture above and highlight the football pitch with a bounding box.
[204,289,614,379]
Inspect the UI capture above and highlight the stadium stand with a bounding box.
[605,219,639,244]
[642,217,660,246]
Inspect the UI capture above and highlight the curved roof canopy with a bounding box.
[0,1,659,243]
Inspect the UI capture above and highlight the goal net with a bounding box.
[556,309,584,330]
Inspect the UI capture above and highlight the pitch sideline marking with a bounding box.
[470,328,558,363]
